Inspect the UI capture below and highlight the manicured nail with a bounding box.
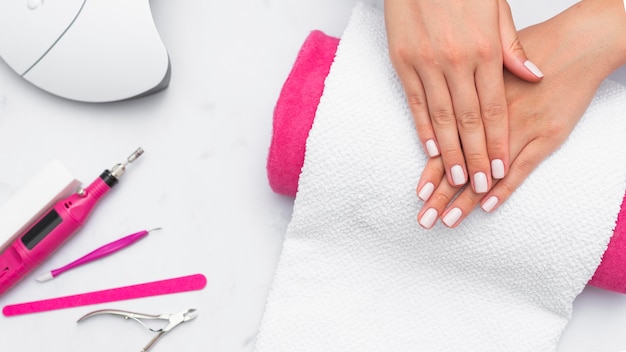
[481,196,499,213]
[419,208,438,229]
[523,60,544,78]
[442,207,462,227]
[451,165,465,185]
[491,159,505,179]
[473,172,488,193]
[425,139,440,157]
[418,182,435,201]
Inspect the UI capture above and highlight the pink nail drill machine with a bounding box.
[0,148,144,296]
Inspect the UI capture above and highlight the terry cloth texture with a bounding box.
[256,3,626,351]
[265,30,626,294]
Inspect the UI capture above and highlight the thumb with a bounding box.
[498,0,544,82]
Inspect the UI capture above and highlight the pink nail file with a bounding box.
[2,273,207,317]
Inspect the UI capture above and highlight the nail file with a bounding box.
[2,273,207,317]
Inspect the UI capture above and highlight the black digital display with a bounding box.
[21,210,62,250]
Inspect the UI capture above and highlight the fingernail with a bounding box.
[473,172,488,193]
[419,208,438,229]
[425,139,440,157]
[523,60,544,78]
[442,207,462,227]
[418,182,435,201]
[481,196,499,213]
[491,159,505,179]
[451,165,466,185]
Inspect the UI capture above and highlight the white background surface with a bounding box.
[0,1,625,351]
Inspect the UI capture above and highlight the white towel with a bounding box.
[255,3,626,351]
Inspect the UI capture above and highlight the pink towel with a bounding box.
[266,30,626,294]
[267,30,340,197]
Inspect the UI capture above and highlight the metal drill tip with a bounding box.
[110,147,144,179]
[127,148,144,164]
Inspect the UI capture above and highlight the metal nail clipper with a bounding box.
[77,308,198,351]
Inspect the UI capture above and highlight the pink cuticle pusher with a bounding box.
[36,228,161,283]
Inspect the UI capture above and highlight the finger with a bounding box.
[439,133,550,227]
[419,70,467,187]
[391,61,441,158]
[440,137,550,228]
[479,138,548,213]
[417,156,445,201]
[440,184,485,228]
[418,176,461,229]
[498,0,544,81]
[475,60,509,181]
[447,70,491,193]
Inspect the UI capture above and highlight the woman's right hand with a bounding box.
[385,0,543,194]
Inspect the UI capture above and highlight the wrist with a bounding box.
[572,0,626,69]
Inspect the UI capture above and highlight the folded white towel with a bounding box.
[255,3,626,351]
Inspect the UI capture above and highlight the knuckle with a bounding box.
[444,48,466,67]
[486,140,507,156]
[506,37,526,59]
[431,192,453,206]
[481,103,506,123]
[430,108,456,127]
[463,151,485,166]
[439,146,464,161]
[457,110,482,130]
[392,44,435,67]
[395,44,411,59]
[475,40,499,62]
[458,189,480,204]
[436,42,468,68]
[497,179,517,197]
[389,44,412,64]
[406,94,428,110]
[514,158,536,177]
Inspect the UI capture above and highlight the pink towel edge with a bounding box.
[266,30,626,294]
[266,30,340,197]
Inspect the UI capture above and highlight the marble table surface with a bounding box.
[0,1,625,351]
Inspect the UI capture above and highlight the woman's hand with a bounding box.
[415,0,626,229]
[385,0,543,195]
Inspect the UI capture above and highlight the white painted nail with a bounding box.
[425,139,440,157]
[524,60,544,78]
[442,207,463,227]
[451,165,466,185]
[481,196,499,213]
[419,208,438,229]
[491,159,505,179]
[418,182,435,201]
[473,172,488,193]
